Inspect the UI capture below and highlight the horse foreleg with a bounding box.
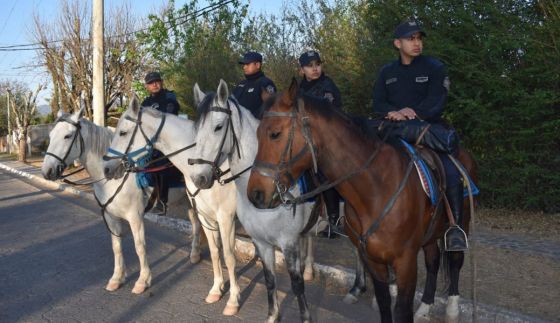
[253,240,279,323]
[300,235,314,281]
[367,261,392,323]
[218,214,240,316]
[284,244,312,323]
[446,251,464,323]
[106,226,126,291]
[129,217,152,294]
[392,251,418,323]
[414,242,441,322]
[187,207,202,264]
[202,225,224,304]
[344,249,368,304]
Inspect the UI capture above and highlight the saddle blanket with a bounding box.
[400,140,479,205]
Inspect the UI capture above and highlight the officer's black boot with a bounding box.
[321,188,342,239]
[445,183,468,251]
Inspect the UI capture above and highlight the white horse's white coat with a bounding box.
[189,81,325,323]
[103,101,241,315]
[41,109,202,294]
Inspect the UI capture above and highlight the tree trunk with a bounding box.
[18,129,27,162]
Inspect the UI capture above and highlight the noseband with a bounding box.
[102,107,166,172]
[45,117,85,169]
[187,99,242,184]
[252,98,318,203]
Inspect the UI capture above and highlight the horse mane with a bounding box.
[263,92,381,142]
[195,92,243,127]
[79,118,114,157]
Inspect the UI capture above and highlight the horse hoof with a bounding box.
[266,315,279,323]
[132,283,148,294]
[446,295,460,323]
[222,304,239,316]
[445,315,459,323]
[190,253,201,264]
[205,293,222,304]
[343,293,358,304]
[303,269,314,281]
[414,302,431,323]
[105,280,121,292]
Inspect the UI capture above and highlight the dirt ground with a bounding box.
[9,154,560,322]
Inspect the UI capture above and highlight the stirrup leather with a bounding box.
[444,225,469,251]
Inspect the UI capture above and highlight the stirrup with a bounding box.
[444,225,468,251]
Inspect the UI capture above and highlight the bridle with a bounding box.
[102,106,166,171]
[44,116,85,170]
[187,98,247,185]
[252,98,319,203]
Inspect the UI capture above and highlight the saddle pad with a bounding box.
[400,140,438,205]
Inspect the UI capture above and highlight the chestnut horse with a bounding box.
[247,79,477,323]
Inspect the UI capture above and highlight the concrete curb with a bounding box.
[0,160,544,323]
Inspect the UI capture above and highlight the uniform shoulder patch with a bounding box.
[324,92,334,102]
[385,77,397,85]
[265,85,275,93]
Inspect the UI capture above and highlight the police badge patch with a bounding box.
[324,92,334,102]
[265,85,275,93]
[415,76,429,83]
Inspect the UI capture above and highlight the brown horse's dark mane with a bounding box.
[263,92,382,144]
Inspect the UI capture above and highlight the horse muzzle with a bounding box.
[42,163,65,181]
[103,159,125,180]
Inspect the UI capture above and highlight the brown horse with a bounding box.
[247,79,477,323]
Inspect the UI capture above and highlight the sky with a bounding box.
[0,0,284,106]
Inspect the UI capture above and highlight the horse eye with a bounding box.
[270,131,281,140]
[64,133,72,139]
[119,131,127,136]
[214,124,223,132]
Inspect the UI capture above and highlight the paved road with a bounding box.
[0,168,379,322]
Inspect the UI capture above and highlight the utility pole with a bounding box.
[92,0,105,126]
[6,89,11,154]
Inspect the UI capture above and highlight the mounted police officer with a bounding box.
[142,71,180,215]
[372,20,468,251]
[233,51,276,119]
[298,50,343,238]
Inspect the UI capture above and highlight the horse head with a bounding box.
[42,107,85,180]
[247,78,314,209]
[189,79,239,189]
[103,95,161,180]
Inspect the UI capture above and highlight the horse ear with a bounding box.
[281,77,299,106]
[217,79,229,105]
[193,83,205,107]
[56,110,64,118]
[129,94,140,114]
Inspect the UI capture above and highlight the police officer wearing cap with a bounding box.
[233,51,276,119]
[298,50,343,238]
[372,20,468,251]
[142,71,181,215]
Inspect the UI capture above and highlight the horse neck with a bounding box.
[229,105,260,175]
[143,112,197,176]
[79,119,112,180]
[311,112,389,197]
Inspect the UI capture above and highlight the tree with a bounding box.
[32,0,145,118]
[7,83,44,161]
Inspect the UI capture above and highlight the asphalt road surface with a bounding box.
[0,168,377,323]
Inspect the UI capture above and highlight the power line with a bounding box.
[0,0,236,52]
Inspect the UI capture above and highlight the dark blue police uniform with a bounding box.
[232,71,276,119]
[300,73,342,110]
[141,89,180,115]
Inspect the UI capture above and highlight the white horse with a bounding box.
[41,108,202,294]
[188,80,334,323]
[102,99,241,315]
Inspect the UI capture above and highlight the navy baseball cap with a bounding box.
[144,72,162,84]
[299,50,321,66]
[238,51,263,64]
[394,20,426,39]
